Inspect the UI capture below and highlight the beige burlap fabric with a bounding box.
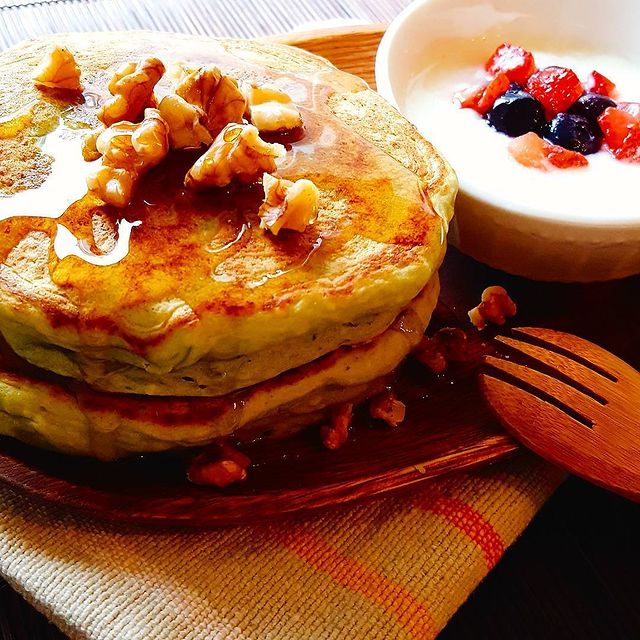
[0,453,563,640]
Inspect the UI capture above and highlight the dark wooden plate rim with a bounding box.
[0,435,517,527]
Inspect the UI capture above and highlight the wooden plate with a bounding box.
[0,27,637,527]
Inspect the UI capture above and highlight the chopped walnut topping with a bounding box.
[414,327,470,374]
[157,94,212,149]
[86,166,134,208]
[87,108,169,207]
[192,460,247,487]
[167,60,194,83]
[96,109,169,169]
[369,391,406,428]
[243,84,303,133]
[258,173,319,235]
[33,46,82,92]
[176,65,246,136]
[187,442,251,487]
[468,286,517,330]
[437,328,471,361]
[81,127,105,161]
[414,337,448,374]
[97,58,165,127]
[185,123,284,190]
[320,403,353,450]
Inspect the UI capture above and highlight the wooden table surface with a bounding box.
[1,0,639,638]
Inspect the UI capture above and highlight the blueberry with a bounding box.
[487,89,546,137]
[568,93,616,125]
[545,113,601,154]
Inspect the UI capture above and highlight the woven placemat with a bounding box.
[0,454,564,640]
[0,0,410,49]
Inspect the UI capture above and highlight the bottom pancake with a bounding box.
[0,276,439,460]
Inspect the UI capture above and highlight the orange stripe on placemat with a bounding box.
[277,529,438,640]
[412,486,505,569]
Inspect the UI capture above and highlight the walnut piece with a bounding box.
[97,58,165,127]
[176,65,246,136]
[87,108,169,207]
[414,337,448,374]
[320,403,353,450]
[187,443,251,487]
[157,94,212,149]
[81,127,105,161]
[185,123,284,190]
[86,166,135,208]
[167,60,194,84]
[369,391,406,428]
[244,84,303,133]
[258,173,319,235]
[414,327,470,374]
[33,46,82,92]
[96,109,169,169]
[468,286,517,330]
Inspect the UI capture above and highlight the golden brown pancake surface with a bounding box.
[0,32,457,395]
[0,276,439,459]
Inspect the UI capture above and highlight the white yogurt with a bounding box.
[406,50,640,225]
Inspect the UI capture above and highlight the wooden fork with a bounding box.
[480,327,640,501]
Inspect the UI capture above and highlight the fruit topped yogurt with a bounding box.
[406,44,640,224]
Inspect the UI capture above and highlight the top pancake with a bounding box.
[0,32,457,396]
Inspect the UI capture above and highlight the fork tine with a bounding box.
[481,373,640,501]
[513,328,621,381]
[495,334,615,394]
[484,355,605,424]
[480,373,595,447]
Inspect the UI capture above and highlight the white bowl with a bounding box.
[375,0,640,282]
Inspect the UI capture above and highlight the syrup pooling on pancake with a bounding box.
[0,121,99,220]
[0,34,455,397]
[54,219,141,266]
[0,43,436,267]
[2,56,434,289]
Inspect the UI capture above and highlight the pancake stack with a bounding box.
[0,32,456,463]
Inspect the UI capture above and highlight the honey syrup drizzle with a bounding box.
[0,122,99,219]
[54,219,141,266]
[0,101,37,139]
[0,44,438,283]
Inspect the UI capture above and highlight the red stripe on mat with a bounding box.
[412,486,505,569]
[277,529,438,640]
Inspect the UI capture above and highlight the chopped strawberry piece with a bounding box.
[598,106,638,147]
[456,73,510,114]
[598,107,640,162]
[508,132,548,169]
[585,70,616,97]
[611,131,640,162]
[476,72,510,113]
[454,83,485,110]
[485,43,536,86]
[526,66,584,118]
[619,102,640,119]
[508,132,588,170]
[546,145,589,169]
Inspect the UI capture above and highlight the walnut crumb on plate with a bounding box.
[468,286,517,330]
